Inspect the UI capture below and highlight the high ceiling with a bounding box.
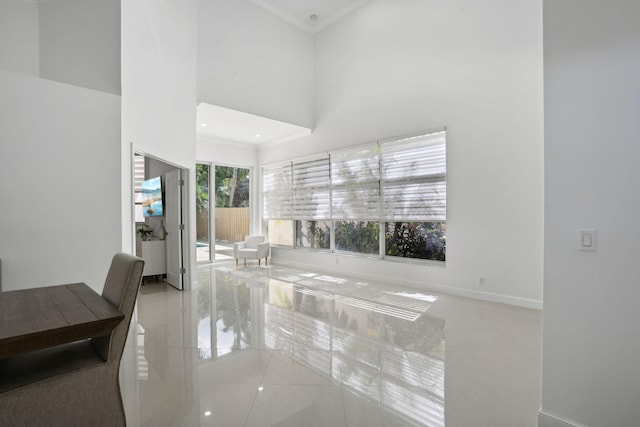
[197,103,311,145]
[198,1,369,145]
[250,0,369,33]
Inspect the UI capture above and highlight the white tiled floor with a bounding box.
[120,263,541,427]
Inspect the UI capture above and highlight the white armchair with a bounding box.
[233,236,270,267]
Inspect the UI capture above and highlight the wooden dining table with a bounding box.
[0,282,124,359]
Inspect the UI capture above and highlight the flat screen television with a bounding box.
[141,176,164,217]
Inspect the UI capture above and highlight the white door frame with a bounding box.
[131,146,192,291]
[164,168,184,290]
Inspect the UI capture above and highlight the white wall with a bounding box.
[121,0,198,286]
[197,136,258,169]
[38,0,121,95]
[260,0,544,307]
[0,0,120,94]
[196,136,260,233]
[197,0,314,129]
[0,69,121,292]
[0,0,39,76]
[122,0,197,169]
[541,1,640,426]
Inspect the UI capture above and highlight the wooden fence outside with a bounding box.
[215,207,249,242]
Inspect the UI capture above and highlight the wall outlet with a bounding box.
[479,276,486,286]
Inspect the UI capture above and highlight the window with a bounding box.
[331,146,380,255]
[214,165,250,258]
[196,163,210,262]
[385,221,446,261]
[263,163,293,247]
[197,164,251,262]
[292,157,330,220]
[381,133,446,222]
[331,146,380,221]
[335,220,379,254]
[296,220,330,249]
[381,132,447,261]
[263,163,292,220]
[263,130,446,262]
[292,157,331,251]
[268,219,294,247]
[134,155,146,223]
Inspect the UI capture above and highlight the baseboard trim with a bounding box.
[538,409,589,427]
[274,257,542,310]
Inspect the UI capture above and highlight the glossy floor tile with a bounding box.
[120,264,541,427]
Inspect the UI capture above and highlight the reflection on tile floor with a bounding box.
[120,264,541,427]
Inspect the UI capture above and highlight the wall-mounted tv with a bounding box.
[142,176,164,217]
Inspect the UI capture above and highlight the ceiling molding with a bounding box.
[249,0,369,34]
[268,128,312,145]
[250,0,313,33]
[313,0,369,33]
[196,134,258,150]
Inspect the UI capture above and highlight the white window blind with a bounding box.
[381,131,446,221]
[292,157,331,220]
[262,130,446,223]
[134,155,146,222]
[262,163,292,219]
[331,145,380,220]
[134,155,145,192]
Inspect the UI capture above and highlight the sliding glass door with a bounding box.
[213,165,250,261]
[196,163,250,263]
[196,164,211,262]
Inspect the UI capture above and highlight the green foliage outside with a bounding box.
[215,166,250,208]
[385,222,446,261]
[196,163,209,214]
[304,220,446,261]
[196,164,250,212]
[296,220,330,249]
[335,221,380,254]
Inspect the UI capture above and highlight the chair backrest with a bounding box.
[92,253,145,363]
[245,235,266,249]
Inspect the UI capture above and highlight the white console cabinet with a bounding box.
[139,239,166,276]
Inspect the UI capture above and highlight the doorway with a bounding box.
[196,163,250,263]
[134,154,188,290]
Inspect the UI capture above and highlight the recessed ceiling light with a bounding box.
[255,134,262,138]
[200,123,208,127]
[258,386,264,391]
[204,411,212,416]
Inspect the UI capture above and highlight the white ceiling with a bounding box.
[198,1,367,145]
[196,103,311,145]
[250,0,369,33]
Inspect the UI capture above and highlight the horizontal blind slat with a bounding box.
[331,144,380,220]
[263,164,292,219]
[292,157,330,220]
[382,132,446,222]
[262,131,446,225]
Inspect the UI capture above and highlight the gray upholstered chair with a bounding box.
[0,253,144,427]
[233,235,270,266]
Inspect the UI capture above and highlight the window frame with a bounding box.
[262,130,447,263]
